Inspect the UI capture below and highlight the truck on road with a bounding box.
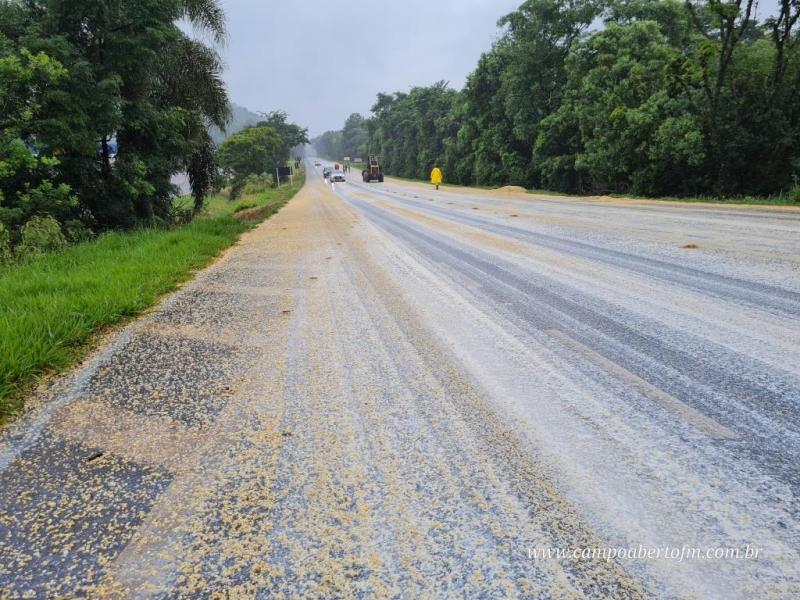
[362,155,384,183]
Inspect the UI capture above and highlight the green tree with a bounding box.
[366,82,458,180]
[0,35,77,247]
[537,21,705,194]
[218,125,283,199]
[257,110,309,162]
[451,0,605,188]
[684,0,800,194]
[160,35,229,211]
[458,48,515,186]
[311,130,343,161]
[341,113,368,159]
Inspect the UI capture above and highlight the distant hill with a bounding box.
[210,103,261,144]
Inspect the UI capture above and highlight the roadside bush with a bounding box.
[243,174,273,196]
[16,215,66,258]
[790,184,800,204]
[166,197,197,227]
[62,220,93,244]
[229,179,246,201]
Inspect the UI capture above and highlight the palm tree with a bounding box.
[169,0,231,210]
[161,37,229,132]
[179,0,228,45]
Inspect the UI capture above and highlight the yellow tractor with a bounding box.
[362,155,384,183]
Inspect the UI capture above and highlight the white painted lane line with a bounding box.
[547,329,739,441]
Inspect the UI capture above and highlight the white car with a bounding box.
[330,170,345,183]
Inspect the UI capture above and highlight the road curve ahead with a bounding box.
[1,164,799,598]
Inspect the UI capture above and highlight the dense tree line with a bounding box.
[312,113,370,162]
[311,129,343,161]
[319,0,800,199]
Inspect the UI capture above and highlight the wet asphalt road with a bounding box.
[1,163,799,598]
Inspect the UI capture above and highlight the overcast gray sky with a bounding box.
[211,0,783,137]
[214,0,521,136]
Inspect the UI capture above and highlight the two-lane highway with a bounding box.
[329,166,800,597]
[1,163,798,598]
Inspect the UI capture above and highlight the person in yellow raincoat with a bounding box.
[430,166,443,190]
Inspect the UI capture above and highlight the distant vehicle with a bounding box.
[330,170,345,183]
[322,167,332,179]
[362,155,384,183]
[314,161,321,166]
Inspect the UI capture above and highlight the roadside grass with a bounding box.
[602,192,798,206]
[232,200,259,213]
[0,175,304,420]
[379,173,798,206]
[529,187,798,206]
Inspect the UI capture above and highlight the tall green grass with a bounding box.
[0,178,303,418]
